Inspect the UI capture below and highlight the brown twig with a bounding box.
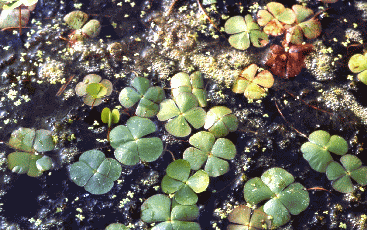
[196,0,222,34]
[1,26,30,32]
[56,75,75,96]
[274,100,308,139]
[19,6,22,35]
[307,187,331,193]
[166,0,179,17]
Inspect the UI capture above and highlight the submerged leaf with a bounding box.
[265,44,313,78]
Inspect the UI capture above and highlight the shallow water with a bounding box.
[1,0,367,229]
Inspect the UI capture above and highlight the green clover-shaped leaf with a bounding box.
[243,167,309,228]
[183,131,236,177]
[289,5,321,45]
[204,106,238,138]
[228,205,272,230]
[171,71,207,107]
[257,2,296,36]
[119,76,164,117]
[225,15,268,50]
[232,64,274,100]
[157,92,206,137]
[141,194,201,230]
[161,159,209,205]
[300,130,348,172]
[326,154,367,193]
[109,116,163,165]
[69,149,122,195]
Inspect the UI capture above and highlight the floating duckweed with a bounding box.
[305,41,335,81]
[321,87,367,125]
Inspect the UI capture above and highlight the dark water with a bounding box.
[1,0,367,229]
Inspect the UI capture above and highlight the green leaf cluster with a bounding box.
[326,154,367,193]
[63,11,101,39]
[288,5,322,45]
[243,167,309,228]
[232,64,274,100]
[257,2,321,44]
[157,92,206,137]
[69,149,122,195]
[224,14,269,50]
[204,106,238,137]
[161,159,209,205]
[75,74,113,106]
[227,204,272,230]
[348,53,367,85]
[119,76,164,117]
[257,2,296,36]
[141,194,201,230]
[171,71,207,107]
[109,116,163,165]
[7,127,55,177]
[300,130,348,172]
[183,131,236,177]
[301,130,367,193]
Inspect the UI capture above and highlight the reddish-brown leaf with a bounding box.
[265,44,313,78]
